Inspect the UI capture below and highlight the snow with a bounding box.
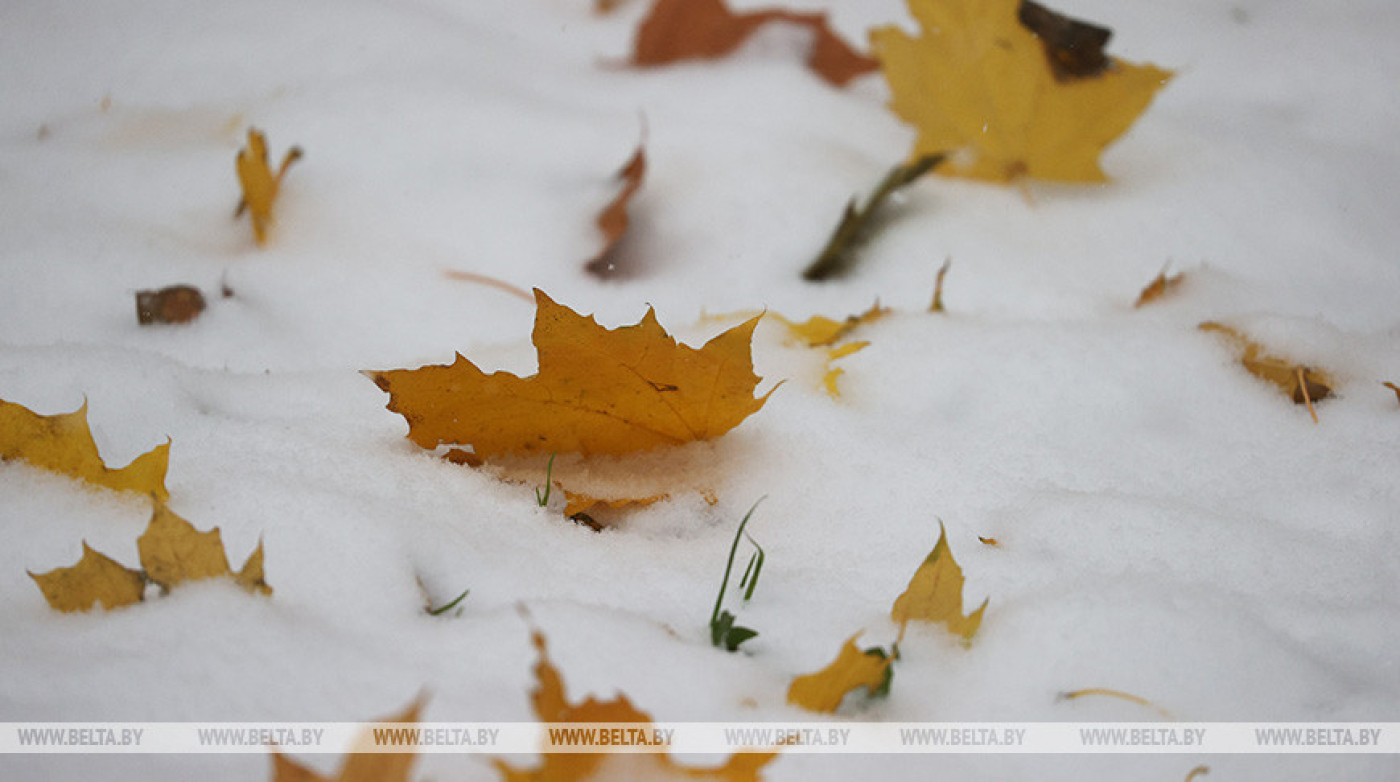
[2,0,1398,779]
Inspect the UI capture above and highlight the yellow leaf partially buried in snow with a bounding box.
[137,500,271,595]
[1199,322,1333,413]
[30,501,271,612]
[494,630,779,781]
[871,0,1172,182]
[787,633,894,714]
[0,397,169,499]
[891,522,987,642]
[369,290,769,458]
[272,697,422,782]
[236,128,302,246]
[29,543,145,612]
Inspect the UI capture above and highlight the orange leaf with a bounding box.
[872,0,1172,182]
[368,290,769,458]
[235,128,302,246]
[584,143,647,280]
[273,697,422,782]
[0,397,169,499]
[1134,267,1184,308]
[494,630,779,780]
[631,0,878,87]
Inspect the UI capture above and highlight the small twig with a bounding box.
[443,269,536,304]
[1297,367,1319,424]
[929,257,951,313]
[1058,687,1174,719]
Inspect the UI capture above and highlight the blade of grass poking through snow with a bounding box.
[535,452,557,506]
[709,499,765,651]
[427,588,469,616]
[803,154,944,281]
[739,531,765,602]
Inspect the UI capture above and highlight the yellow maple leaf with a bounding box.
[272,697,421,782]
[871,0,1172,182]
[236,128,302,246]
[496,630,778,781]
[771,303,886,399]
[30,500,270,612]
[29,543,146,613]
[891,522,987,642]
[787,633,894,714]
[368,290,769,458]
[561,490,666,520]
[0,397,169,499]
[138,500,271,596]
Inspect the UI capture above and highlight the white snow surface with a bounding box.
[2,0,1399,779]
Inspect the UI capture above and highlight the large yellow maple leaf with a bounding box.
[871,0,1172,182]
[368,290,769,458]
[0,397,169,499]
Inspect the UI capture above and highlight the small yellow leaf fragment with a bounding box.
[136,500,272,596]
[891,522,987,642]
[29,543,145,612]
[496,629,779,780]
[1184,765,1210,782]
[368,290,768,458]
[0,398,169,500]
[787,634,894,713]
[561,490,666,519]
[273,696,423,782]
[779,304,888,348]
[871,0,1172,182]
[1134,267,1184,308]
[235,128,302,246]
[1199,322,1333,411]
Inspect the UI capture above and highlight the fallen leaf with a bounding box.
[977,536,998,546]
[235,128,302,246]
[802,155,943,281]
[772,303,886,399]
[495,630,779,780]
[368,290,769,458]
[871,0,1172,182]
[29,543,145,613]
[30,501,271,611]
[776,303,889,349]
[562,489,666,519]
[1184,765,1210,782]
[136,284,206,325]
[0,397,169,499]
[1134,266,1184,308]
[891,522,987,642]
[631,0,878,87]
[787,633,895,713]
[273,697,422,782]
[1199,322,1333,417]
[137,500,271,595]
[584,143,647,279]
